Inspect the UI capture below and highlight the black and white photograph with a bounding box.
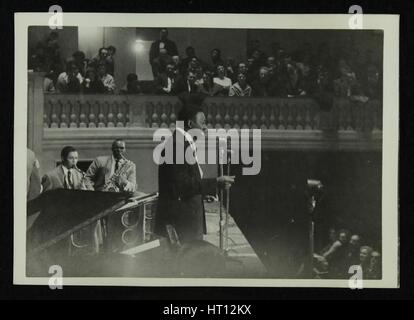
[14,13,399,288]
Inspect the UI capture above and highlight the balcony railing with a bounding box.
[42,93,382,133]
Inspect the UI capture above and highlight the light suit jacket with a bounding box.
[84,155,136,192]
[42,164,84,192]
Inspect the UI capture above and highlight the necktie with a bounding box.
[67,170,73,189]
[115,159,120,173]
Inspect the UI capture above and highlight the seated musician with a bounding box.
[42,146,86,191]
[84,139,136,193]
[155,104,235,243]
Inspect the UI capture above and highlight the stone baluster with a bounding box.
[286,102,294,130]
[214,103,222,129]
[169,102,178,130]
[160,104,168,128]
[304,103,311,130]
[151,102,160,128]
[206,103,213,129]
[106,102,115,127]
[269,104,276,130]
[97,101,106,128]
[295,102,304,130]
[242,105,250,129]
[60,100,69,128]
[124,101,130,127]
[79,101,87,128]
[88,101,97,128]
[116,101,125,127]
[259,105,267,130]
[232,105,241,130]
[69,100,79,128]
[44,99,52,128]
[224,104,232,130]
[278,102,285,130]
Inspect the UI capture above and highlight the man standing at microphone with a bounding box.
[155,104,235,243]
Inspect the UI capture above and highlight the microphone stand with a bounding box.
[219,148,225,251]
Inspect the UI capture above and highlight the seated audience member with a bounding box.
[213,65,232,96]
[251,67,271,97]
[106,45,116,76]
[362,64,382,99]
[266,56,277,72]
[194,65,204,86]
[72,50,88,76]
[120,73,142,94]
[175,70,198,95]
[224,57,237,82]
[197,72,220,97]
[43,65,59,93]
[323,228,350,278]
[237,62,248,76]
[152,48,173,77]
[359,245,374,277]
[96,63,116,93]
[246,58,257,82]
[180,46,197,74]
[154,63,178,95]
[56,62,83,93]
[83,68,106,94]
[368,251,381,279]
[209,48,224,73]
[172,55,181,74]
[320,227,338,255]
[229,73,252,97]
[346,234,362,267]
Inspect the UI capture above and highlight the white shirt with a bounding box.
[100,74,116,92]
[213,76,232,88]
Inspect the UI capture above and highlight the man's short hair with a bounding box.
[178,104,204,130]
[61,146,77,160]
[112,139,125,148]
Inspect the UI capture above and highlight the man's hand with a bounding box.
[217,175,235,190]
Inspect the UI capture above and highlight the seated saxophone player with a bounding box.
[84,139,136,193]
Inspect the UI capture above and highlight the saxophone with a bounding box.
[103,156,134,192]
[74,165,88,190]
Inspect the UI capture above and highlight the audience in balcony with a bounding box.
[34,30,382,101]
[56,62,84,93]
[120,73,142,94]
[213,65,232,96]
[229,73,252,97]
[149,28,178,77]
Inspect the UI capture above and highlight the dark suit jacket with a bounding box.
[155,130,216,243]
